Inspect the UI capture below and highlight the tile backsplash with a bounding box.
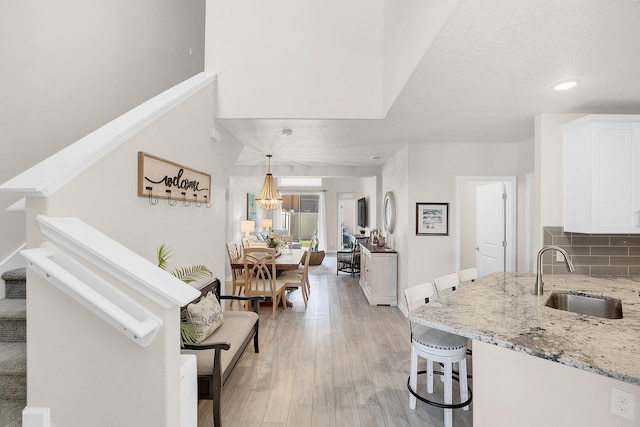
[543,226,640,276]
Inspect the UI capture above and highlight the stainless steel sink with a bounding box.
[544,292,623,319]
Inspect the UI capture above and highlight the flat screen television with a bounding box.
[357,197,367,228]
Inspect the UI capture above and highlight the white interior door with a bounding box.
[476,182,505,277]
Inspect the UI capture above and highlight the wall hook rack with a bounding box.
[204,195,211,208]
[146,187,158,205]
[165,190,177,206]
[181,192,191,207]
[194,194,201,207]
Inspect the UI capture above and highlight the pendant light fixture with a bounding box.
[256,154,283,210]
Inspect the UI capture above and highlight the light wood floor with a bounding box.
[199,263,473,427]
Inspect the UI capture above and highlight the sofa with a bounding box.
[181,279,264,427]
[244,231,270,248]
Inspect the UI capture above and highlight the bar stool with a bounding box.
[457,267,478,286]
[433,272,461,298]
[435,272,474,357]
[404,282,471,427]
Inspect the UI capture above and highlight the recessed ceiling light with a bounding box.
[553,81,578,91]
[370,156,381,160]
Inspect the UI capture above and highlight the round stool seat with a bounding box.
[412,325,467,351]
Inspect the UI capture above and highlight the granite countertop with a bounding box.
[409,272,640,385]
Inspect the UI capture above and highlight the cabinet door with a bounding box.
[591,123,640,233]
[359,247,370,288]
[368,253,397,300]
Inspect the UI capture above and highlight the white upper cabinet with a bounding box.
[563,115,640,234]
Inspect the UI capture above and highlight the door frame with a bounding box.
[455,176,517,273]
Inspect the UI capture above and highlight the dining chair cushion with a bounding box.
[185,291,224,343]
[412,324,467,351]
[252,278,287,293]
[183,311,259,376]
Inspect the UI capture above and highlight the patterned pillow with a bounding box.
[185,291,224,343]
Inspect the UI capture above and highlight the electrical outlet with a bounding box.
[611,388,635,420]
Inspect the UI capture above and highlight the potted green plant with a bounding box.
[359,228,366,235]
[157,244,212,344]
[266,237,280,249]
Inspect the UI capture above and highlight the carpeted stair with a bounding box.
[0,268,27,427]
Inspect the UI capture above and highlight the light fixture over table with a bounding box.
[256,154,283,210]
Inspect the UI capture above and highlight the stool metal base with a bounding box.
[407,370,473,409]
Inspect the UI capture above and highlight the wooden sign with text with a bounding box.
[137,152,211,204]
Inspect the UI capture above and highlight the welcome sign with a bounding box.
[137,152,211,204]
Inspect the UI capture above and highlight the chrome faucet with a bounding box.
[534,245,575,295]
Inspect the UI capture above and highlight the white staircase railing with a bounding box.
[22,215,200,347]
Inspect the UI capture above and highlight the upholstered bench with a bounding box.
[181,279,263,427]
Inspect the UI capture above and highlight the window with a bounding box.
[281,193,320,241]
[279,177,322,187]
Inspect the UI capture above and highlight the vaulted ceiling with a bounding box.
[216,0,640,169]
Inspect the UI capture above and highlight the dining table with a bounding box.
[231,248,305,273]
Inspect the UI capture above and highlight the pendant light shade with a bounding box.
[256,155,283,211]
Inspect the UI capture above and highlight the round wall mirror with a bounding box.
[384,191,396,234]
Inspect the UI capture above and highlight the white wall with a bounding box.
[381,143,409,304]
[405,142,519,301]
[517,138,535,271]
[206,0,458,120]
[0,0,205,271]
[206,0,384,119]
[383,0,458,112]
[24,83,227,427]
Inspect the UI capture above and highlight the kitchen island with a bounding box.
[409,272,640,426]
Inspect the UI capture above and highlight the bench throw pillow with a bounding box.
[185,291,224,343]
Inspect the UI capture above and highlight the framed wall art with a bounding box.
[416,202,449,236]
[138,152,211,206]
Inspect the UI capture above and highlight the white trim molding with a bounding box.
[0,72,216,197]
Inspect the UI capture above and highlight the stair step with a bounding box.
[0,342,26,399]
[0,398,25,427]
[1,268,26,299]
[0,299,26,342]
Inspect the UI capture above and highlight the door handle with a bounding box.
[475,247,480,251]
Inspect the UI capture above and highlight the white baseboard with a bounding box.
[22,407,50,427]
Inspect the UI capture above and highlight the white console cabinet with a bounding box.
[563,115,640,234]
[359,244,397,306]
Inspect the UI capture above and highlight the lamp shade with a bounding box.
[256,155,283,211]
[261,218,272,228]
[241,220,255,233]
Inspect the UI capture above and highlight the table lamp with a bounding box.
[241,220,255,238]
[261,218,272,234]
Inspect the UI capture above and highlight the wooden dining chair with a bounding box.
[337,235,360,277]
[280,248,312,307]
[226,240,249,298]
[243,247,287,320]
